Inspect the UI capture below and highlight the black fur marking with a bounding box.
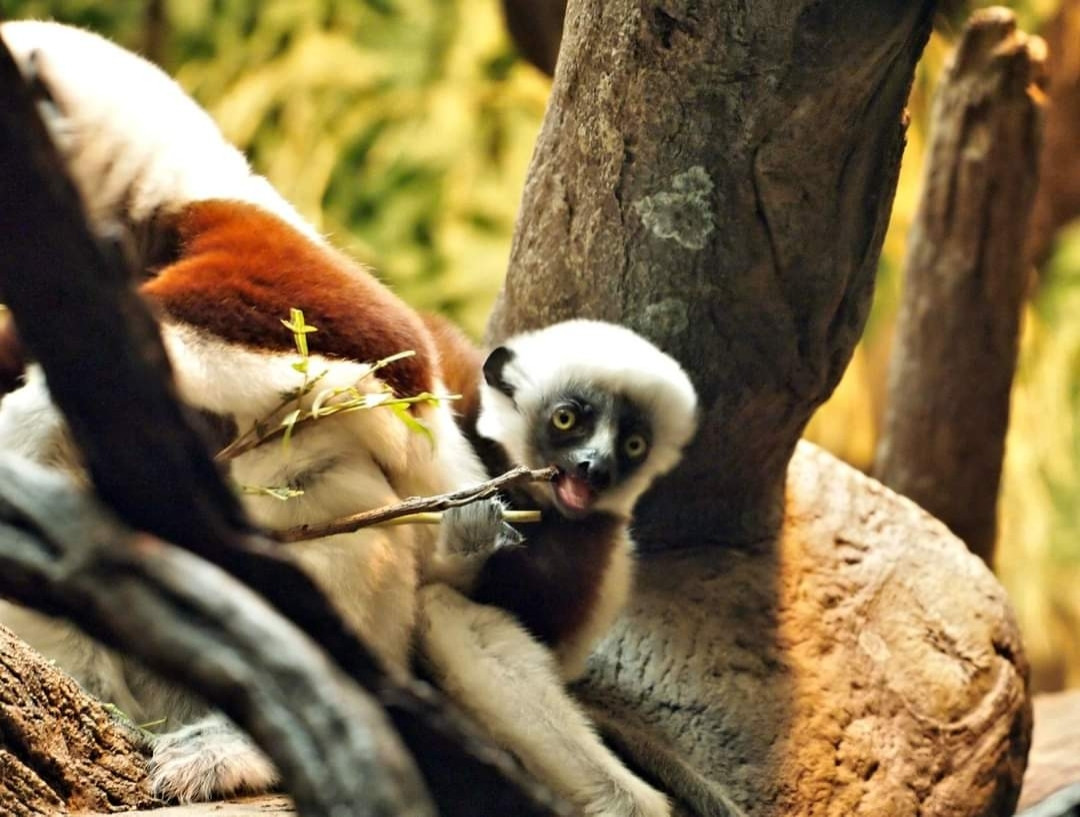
[528,388,654,493]
[482,346,516,398]
[26,49,60,107]
[473,510,622,648]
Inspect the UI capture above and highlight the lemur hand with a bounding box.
[441,498,524,558]
[427,498,524,590]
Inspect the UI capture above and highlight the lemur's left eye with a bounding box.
[624,434,648,459]
[551,407,577,431]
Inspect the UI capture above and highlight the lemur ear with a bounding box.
[483,346,517,398]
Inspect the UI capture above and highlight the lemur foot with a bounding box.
[147,714,278,803]
[440,498,524,559]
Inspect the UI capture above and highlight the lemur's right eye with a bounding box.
[551,407,577,431]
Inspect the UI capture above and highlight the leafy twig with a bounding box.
[215,308,440,464]
[273,465,558,543]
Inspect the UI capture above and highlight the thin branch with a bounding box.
[373,509,542,528]
[274,466,557,543]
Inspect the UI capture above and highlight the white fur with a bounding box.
[1,20,316,242]
[418,584,671,817]
[147,714,278,803]
[0,20,682,812]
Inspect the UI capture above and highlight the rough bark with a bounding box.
[500,0,566,76]
[873,9,1045,565]
[0,35,562,817]
[0,625,153,816]
[579,442,1031,817]
[1016,690,1080,817]
[1028,1,1080,267]
[488,0,937,547]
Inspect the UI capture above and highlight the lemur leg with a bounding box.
[147,713,276,804]
[417,583,672,817]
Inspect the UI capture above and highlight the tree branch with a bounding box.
[1027,0,1080,268]
[0,456,432,817]
[873,8,1046,564]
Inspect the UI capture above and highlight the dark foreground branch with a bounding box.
[0,30,562,817]
[0,457,431,817]
[873,8,1046,565]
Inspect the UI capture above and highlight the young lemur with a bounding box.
[418,317,698,817]
[0,21,697,817]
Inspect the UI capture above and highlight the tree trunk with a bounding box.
[488,0,938,548]
[491,2,1032,814]
[873,9,1045,566]
[0,625,153,815]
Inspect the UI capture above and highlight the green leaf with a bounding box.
[240,484,305,501]
[280,408,303,450]
[391,402,433,444]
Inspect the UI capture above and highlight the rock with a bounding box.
[581,441,1031,817]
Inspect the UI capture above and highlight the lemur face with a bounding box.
[476,321,697,520]
[479,337,683,521]
[528,385,652,519]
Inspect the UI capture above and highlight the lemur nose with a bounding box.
[576,458,612,491]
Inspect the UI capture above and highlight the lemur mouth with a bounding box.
[554,471,595,516]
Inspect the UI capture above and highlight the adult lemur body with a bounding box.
[0,21,697,817]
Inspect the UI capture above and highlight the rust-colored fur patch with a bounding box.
[421,312,484,432]
[142,200,435,399]
[0,311,24,396]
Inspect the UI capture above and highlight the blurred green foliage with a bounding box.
[2,0,549,337]
[4,0,1080,688]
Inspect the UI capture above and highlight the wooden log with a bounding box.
[0,624,153,816]
[873,8,1046,565]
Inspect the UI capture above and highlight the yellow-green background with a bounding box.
[4,0,1077,690]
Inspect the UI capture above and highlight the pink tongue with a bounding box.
[556,474,593,511]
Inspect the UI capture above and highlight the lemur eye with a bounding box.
[551,407,577,431]
[624,434,648,459]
